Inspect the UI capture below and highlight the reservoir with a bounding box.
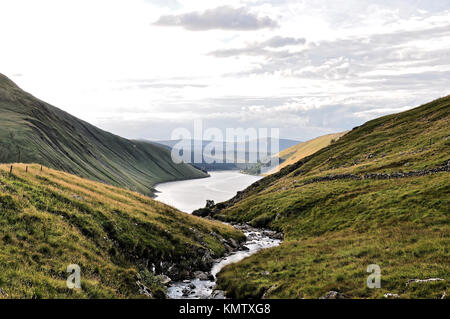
[155,171,262,213]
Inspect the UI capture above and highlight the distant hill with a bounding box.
[202,96,450,299]
[267,132,348,174]
[0,73,207,196]
[0,163,243,298]
[153,138,301,171]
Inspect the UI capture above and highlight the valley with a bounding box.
[198,96,450,299]
[0,73,448,300]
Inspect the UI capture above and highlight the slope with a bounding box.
[204,96,450,299]
[268,132,348,174]
[0,73,207,196]
[0,163,243,298]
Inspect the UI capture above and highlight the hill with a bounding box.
[0,73,207,196]
[269,132,348,173]
[202,96,450,298]
[242,132,347,175]
[0,164,243,298]
[153,138,301,171]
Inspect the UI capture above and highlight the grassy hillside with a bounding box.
[0,163,243,298]
[241,133,345,176]
[207,96,450,299]
[0,73,207,196]
[267,132,348,174]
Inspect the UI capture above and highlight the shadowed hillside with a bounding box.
[204,96,450,299]
[0,164,243,298]
[0,73,207,196]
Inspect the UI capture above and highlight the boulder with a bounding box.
[229,238,239,248]
[182,288,190,297]
[212,290,226,299]
[319,291,350,299]
[193,271,209,281]
[157,275,172,285]
[406,278,444,286]
[188,283,196,290]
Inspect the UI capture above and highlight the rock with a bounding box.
[193,271,209,281]
[262,285,277,299]
[157,275,172,285]
[406,278,444,286]
[384,293,400,299]
[247,232,258,240]
[319,291,350,299]
[188,283,196,290]
[71,194,84,201]
[182,280,191,283]
[192,207,212,217]
[182,288,190,297]
[207,273,215,281]
[201,251,214,266]
[136,280,152,298]
[241,245,250,251]
[441,291,447,299]
[261,271,270,276]
[0,287,7,297]
[272,233,284,240]
[212,290,226,299]
[224,243,233,253]
[205,200,215,208]
[229,238,239,249]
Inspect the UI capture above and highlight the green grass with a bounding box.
[0,73,207,196]
[214,96,450,299]
[0,164,244,298]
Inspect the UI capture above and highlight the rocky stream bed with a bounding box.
[166,224,283,299]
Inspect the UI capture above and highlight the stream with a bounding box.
[167,224,282,299]
[154,171,282,299]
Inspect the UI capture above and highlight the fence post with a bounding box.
[40,165,43,172]
[10,165,13,174]
[26,166,28,173]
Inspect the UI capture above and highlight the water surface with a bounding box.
[167,225,281,299]
[155,171,262,213]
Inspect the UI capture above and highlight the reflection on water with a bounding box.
[155,171,262,213]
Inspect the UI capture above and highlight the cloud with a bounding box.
[209,35,306,57]
[153,6,278,31]
[215,23,450,84]
[262,36,306,48]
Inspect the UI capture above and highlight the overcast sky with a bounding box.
[1,0,449,141]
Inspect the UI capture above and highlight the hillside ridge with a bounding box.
[203,95,450,299]
[0,73,207,195]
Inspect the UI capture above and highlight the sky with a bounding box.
[1,0,449,141]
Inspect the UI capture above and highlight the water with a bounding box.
[155,171,262,213]
[154,170,282,299]
[166,225,282,299]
